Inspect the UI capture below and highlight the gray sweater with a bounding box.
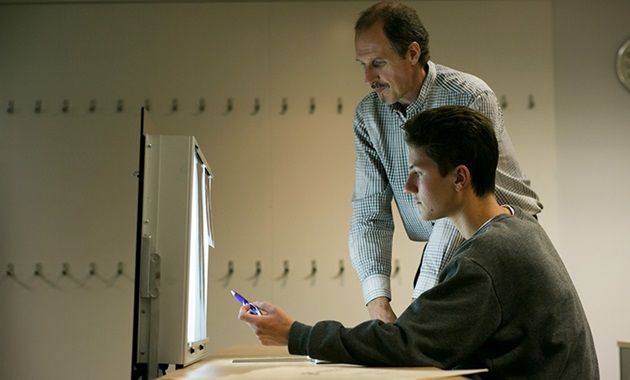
[289,208,599,379]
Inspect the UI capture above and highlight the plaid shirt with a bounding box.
[350,61,543,304]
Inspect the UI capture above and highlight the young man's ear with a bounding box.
[453,165,470,192]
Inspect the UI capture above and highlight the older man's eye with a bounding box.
[373,60,385,67]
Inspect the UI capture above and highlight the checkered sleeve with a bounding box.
[349,108,395,304]
[412,218,464,298]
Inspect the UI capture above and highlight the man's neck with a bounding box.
[394,64,427,112]
[451,196,511,239]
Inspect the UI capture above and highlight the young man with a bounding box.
[238,106,599,379]
[350,1,543,322]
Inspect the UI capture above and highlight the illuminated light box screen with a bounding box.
[132,109,214,379]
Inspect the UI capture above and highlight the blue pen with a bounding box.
[231,290,262,316]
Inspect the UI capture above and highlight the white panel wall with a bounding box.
[8,1,623,379]
[552,1,630,379]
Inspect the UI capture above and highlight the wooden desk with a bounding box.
[158,345,487,379]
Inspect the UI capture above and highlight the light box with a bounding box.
[132,109,214,379]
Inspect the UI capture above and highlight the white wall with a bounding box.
[552,0,630,379]
[1,0,623,379]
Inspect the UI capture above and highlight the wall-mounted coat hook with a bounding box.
[6,263,15,276]
[223,98,233,115]
[89,99,96,113]
[117,99,124,113]
[198,98,205,113]
[7,100,15,114]
[279,97,288,115]
[219,260,234,281]
[276,260,289,280]
[35,100,42,114]
[171,98,179,112]
[500,95,508,109]
[251,97,260,115]
[61,263,84,285]
[144,99,151,112]
[62,99,69,113]
[89,262,97,276]
[337,97,343,114]
[33,262,59,287]
[247,260,262,280]
[304,260,317,279]
[391,259,400,278]
[117,262,124,276]
[333,259,345,279]
[528,95,535,109]
[309,97,316,114]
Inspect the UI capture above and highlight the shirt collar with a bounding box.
[391,61,435,120]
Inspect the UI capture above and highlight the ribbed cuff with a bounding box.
[288,321,312,356]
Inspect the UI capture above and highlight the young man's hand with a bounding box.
[238,301,295,346]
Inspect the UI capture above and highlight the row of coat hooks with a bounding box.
[217,258,402,281]
[5,95,534,115]
[5,262,126,282]
[5,97,346,115]
[219,259,338,282]
[5,259,401,282]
